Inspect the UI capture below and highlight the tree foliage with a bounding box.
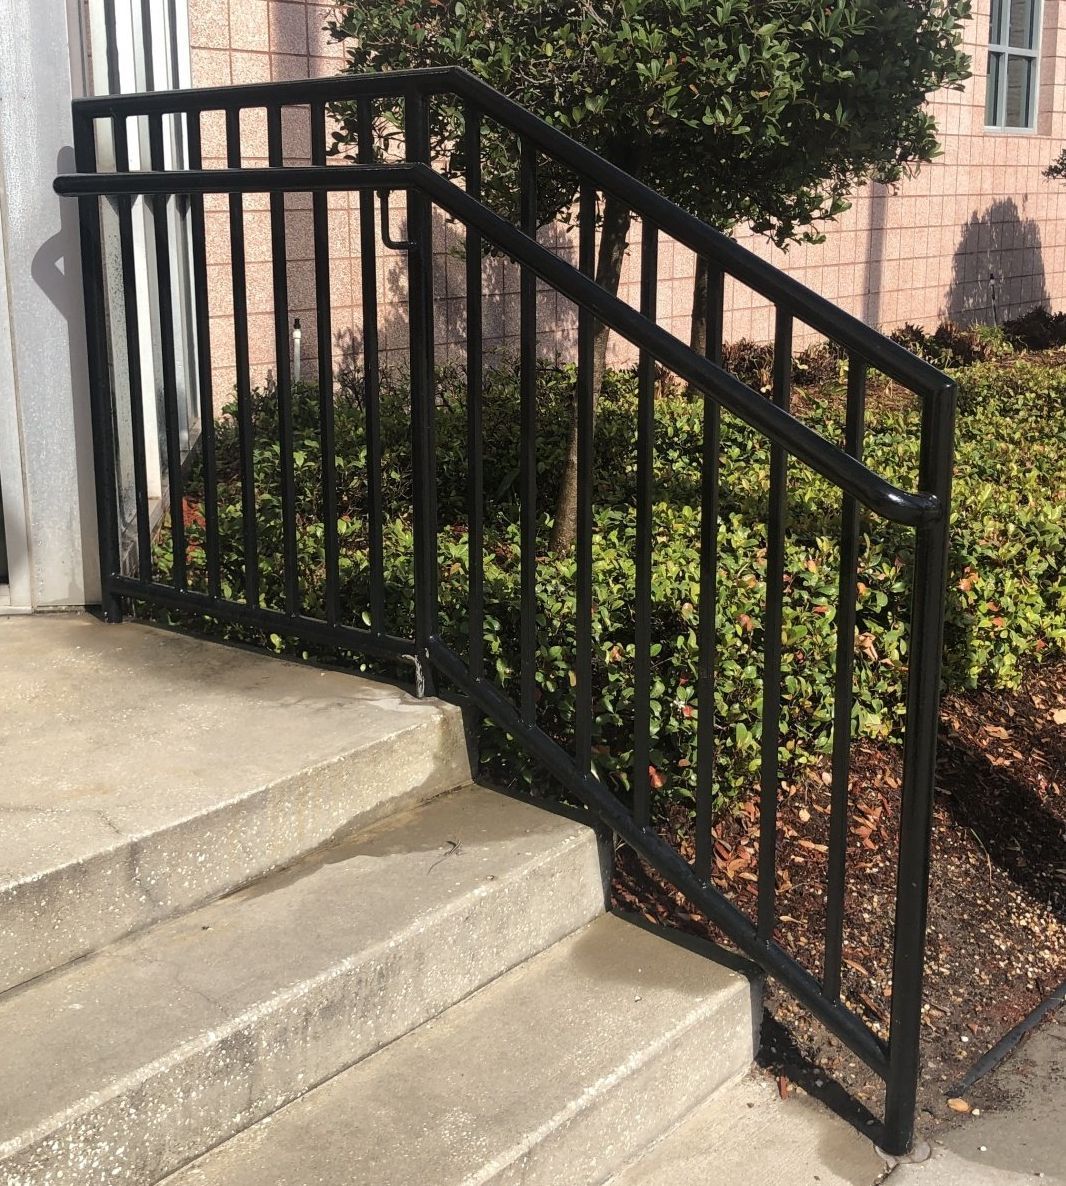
[327,0,971,247]
[326,0,971,551]
[1045,148,1066,184]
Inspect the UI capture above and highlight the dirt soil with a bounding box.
[612,659,1066,1138]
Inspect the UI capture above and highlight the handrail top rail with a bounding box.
[55,159,940,527]
[68,66,954,401]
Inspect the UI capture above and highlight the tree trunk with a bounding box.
[548,191,633,554]
[690,254,709,359]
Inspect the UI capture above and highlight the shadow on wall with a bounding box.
[30,146,101,600]
[860,182,890,329]
[944,198,1049,325]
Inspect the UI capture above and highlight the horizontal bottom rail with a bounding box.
[428,638,892,1080]
[109,576,415,665]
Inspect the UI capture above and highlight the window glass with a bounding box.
[1008,0,1036,48]
[986,51,1003,124]
[989,0,1005,41]
[1004,54,1033,125]
[985,0,1041,129]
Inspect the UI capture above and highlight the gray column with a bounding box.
[0,0,98,609]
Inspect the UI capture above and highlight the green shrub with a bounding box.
[720,339,775,391]
[889,319,1013,367]
[932,319,1011,365]
[718,339,842,392]
[792,341,844,387]
[156,357,1066,814]
[1003,306,1066,352]
[889,322,933,359]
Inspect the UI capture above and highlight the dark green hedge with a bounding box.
[158,356,1066,811]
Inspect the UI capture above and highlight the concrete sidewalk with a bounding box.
[614,1008,1066,1184]
[889,1011,1065,1185]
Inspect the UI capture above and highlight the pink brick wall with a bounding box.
[188,0,1066,389]
[189,1,357,394]
[699,0,1066,346]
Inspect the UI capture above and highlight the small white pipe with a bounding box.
[293,318,302,383]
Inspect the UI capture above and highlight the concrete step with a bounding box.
[0,784,608,1186]
[0,614,473,992]
[163,915,759,1186]
[605,1073,886,1186]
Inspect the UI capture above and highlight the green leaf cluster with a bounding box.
[154,353,1064,812]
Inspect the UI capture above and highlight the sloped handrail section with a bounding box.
[56,68,956,1156]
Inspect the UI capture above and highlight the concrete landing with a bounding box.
[164,915,759,1186]
[0,614,472,991]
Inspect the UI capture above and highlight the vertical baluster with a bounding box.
[185,112,221,598]
[73,110,123,622]
[757,307,793,940]
[883,384,956,1156]
[112,115,152,583]
[267,104,299,616]
[518,138,538,724]
[465,104,485,680]
[148,111,187,590]
[695,263,725,878]
[575,183,596,774]
[309,101,339,625]
[357,98,385,634]
[406,89,437,695]
[226,107,259,607]
[633,222,659,826]
[823,354,868,999]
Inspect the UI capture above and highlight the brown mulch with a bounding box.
[612,660,1066,1135]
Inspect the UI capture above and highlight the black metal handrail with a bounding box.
[57,161,939,529]
[56,69,956,1156]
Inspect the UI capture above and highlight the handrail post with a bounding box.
[406,89,438,697]
[72,108,123,623]
[883,383,957,1154]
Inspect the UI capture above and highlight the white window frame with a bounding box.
[985,0,1043,131]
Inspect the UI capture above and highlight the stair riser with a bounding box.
[1,707,472,994]
[493,976,760,1186]
[156,916,761,1186]
[0,830,608,1186]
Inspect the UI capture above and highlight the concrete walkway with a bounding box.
[626,1012,1066,1185]
[606,1072,887,1185]
[889,1012,1065,1186]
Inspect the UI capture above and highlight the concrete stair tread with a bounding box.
[164,914,757,1186]
[0,785,607,1185]
[606,1074,886,1186]
[0,615,472,991]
